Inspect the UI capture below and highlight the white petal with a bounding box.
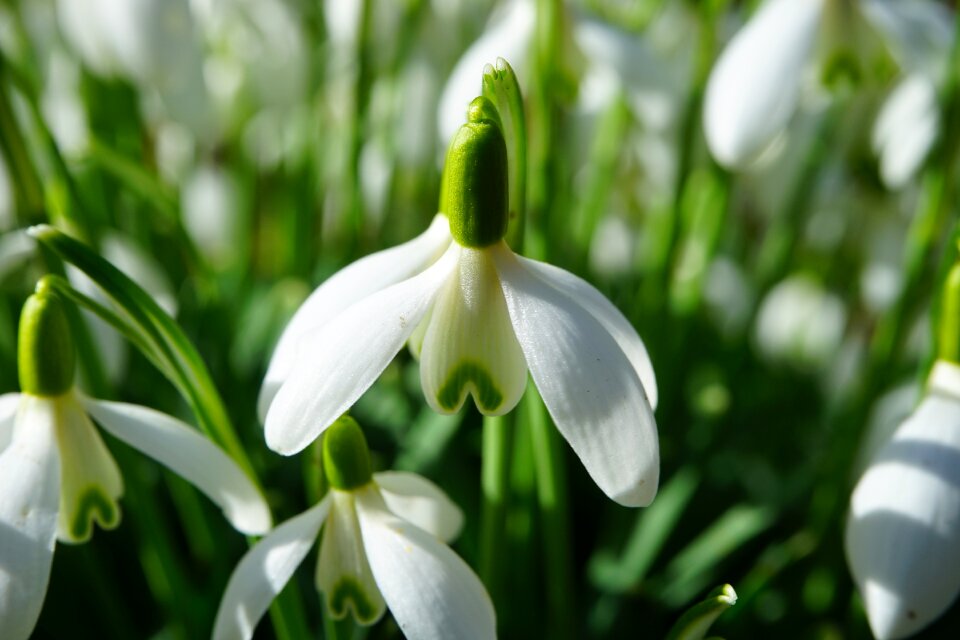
[212,498,330,640]
[420,247,528,416]
[859,0,955,78]
[0,392,22,452]
[492,244,659,507]
[265,244,459,455]
[703,0,826,168]
[355,487,495,640]
[315,491,385,625]
[846,379,960,639]
[53,394,123,543]
[438,0,536,144]
[83,398,271,535]
[872,74,939,189]
[514,255,658,409]
[259,215,452,421]
[0,395,61,640]
[374,471,464,543]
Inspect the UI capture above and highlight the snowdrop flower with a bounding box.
[0,282,270,640]
[262,98,659,507]
[846,360,960,639]
[703,0,950,170]
[213,416,494,640]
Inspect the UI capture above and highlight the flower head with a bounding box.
[213,416,493,640]
[261,100,659,507]
[0,283,270,640]
[846,360,960,639]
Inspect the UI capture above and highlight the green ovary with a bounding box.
[329,577,380,625]
[437,360,503,412]
[69,486,120,542]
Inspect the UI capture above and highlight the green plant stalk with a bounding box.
[482,59,528,250]
[937,261,960,364]
[343,0,374,253]
[526,386,575,640]
[479,413,513,604]
[0,63,44,224]
[652,4,719,299]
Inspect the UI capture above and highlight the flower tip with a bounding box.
[26,224,55,240]
[612,473,659,508]
[229,500,274,536]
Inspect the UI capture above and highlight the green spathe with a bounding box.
[323,416,373,491]
[441,96,509,248]
[19,279,76,397]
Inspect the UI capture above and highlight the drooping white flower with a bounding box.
[703,0,827,169]
[703,0,952,171]
[0,284,271,640]
[846,360,960,639]
[262,99,659,507]
[213,416,493,640]
[871,74,939,190]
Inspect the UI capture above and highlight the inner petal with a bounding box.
[53,394,124,543]
[419,246,527,416]
[315,490,386,626]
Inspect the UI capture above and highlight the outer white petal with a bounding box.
[703,0,826,168]
[265,244,459,455]
[374,471,464,543]
[0,395,61,640]
[514,255,658,409]
[438,0,536,143]
[0,392,21,452]
[53,395,123,543]
[872,74,939,189]
[354,487,495,640]
[212,498,330,640]
[492,244,659,507]
[859,0,954,78]
[83,398,271,535]
[420,247,528,416]
[315,491,385,625]
[259,215,452,420]
[846,361,960,639]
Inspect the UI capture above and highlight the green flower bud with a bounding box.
[19,279,76,396]
[322,415,373,491]
[441,96,509,248]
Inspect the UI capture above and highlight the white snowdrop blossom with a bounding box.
[213,416,494,640]
[0,284,271,640]
[262,99,659,507]
[703,0,951,170]
[846,360,960,639]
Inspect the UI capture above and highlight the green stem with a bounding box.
[0,61,45,224]
[937,260,960,364]
[343,0,374,253]
[526,386,575,640]
[479,413,513,605]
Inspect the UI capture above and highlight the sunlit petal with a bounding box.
[492,244,659,507]
[374,471,464,543]
[355,487,495,640]
[259,215,452,420]
[315,490,385,625]
[515,255,658,409]
[265,244,459,455]
[212,498,330,640]
[872,74,939,189]
[83,398,271,535]
[53,395,123,543]
[0,395,61,640]
[704,0,826,168]
[420,246,527,416]
[847,362,960,640]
